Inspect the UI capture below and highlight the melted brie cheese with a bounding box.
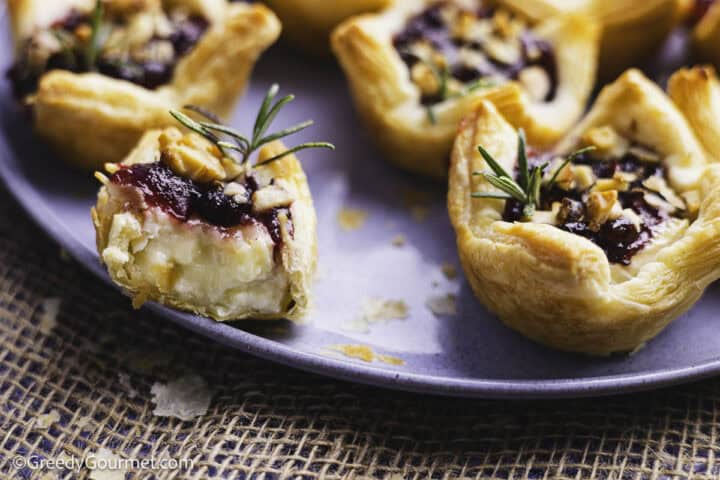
[102,208,290,320]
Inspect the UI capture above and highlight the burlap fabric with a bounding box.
[1,183,720,480]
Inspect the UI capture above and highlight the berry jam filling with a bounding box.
[110,161,288,246]
[394,2,558,106]
[502,146,684,265]
[7,9,209,98]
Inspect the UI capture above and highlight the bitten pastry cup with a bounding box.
[669,66,720,162]
[8,0,281,169]
[331,0,599,179]
[448,69,720,355]
[264,0,390,55]
[502,0,678,79]
[92,130,317,322]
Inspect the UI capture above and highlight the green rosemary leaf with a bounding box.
[198,122,250,149]
[522,202,536,219]
[256,142,335,166]
[426,105,437,125]
[254,94,295,146]
[170,110,208,137]
[545,146,597,190]
[216,141,246,153]
[253,84,279,140]
[183,105,221,124]
[471,192,514,200]
[517,129,529,190]
[85,0,105,70]
[256,120,314,147]
[481,174,527,202]
[567,145,596,162]
[464,78,495,94]
[477,145,512,179]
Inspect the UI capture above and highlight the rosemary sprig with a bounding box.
[471,130,594,220]
[169,84,335,168]
[84,0,105,70]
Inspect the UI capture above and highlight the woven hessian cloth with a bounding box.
[1,184,720,480]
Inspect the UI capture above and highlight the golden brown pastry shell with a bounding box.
[331,0,599,179]
[264,0,390,56]
[8,0,281,170]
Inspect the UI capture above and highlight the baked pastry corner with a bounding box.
[263,0,391,55]
[331,0,599,178]
[449,69,720,355]
[8,0,281,169]
[668,65,720,162]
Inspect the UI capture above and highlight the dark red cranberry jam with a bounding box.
[394,2,558,105]
[7,10,209,98]
[110,162,286,245]
[502,147,680,265]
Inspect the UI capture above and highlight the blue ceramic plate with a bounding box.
[2,21,718,398]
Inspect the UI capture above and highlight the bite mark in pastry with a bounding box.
[92,85,334,321]
[449,69,720,355]
[332,0,599,178]
[7,0,281,169]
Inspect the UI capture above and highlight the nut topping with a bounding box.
[159,128,226,183]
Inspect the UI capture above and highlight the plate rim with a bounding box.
[2,125,720,400]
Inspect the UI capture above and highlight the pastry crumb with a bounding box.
[391,234,407,247]
[118,373,138,399]
[88,448,127,480]
[441,263,458,280]
[150,375,212,421]
[410,205,430,222]
[332,344,375,362]
[402,188,432,222]
[426,294,458,316]
[378,355,405,366]
[337,208,368,231]
[331,345,405,366]
[361,298,409,323]
[38,297,61,334]
[35,409,60,430]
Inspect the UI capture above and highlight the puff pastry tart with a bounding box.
[331,0,599,178]
[691,1,720,68]
[7,0,281,169]
[448,69,720,355]
[92,86,334,321]
[501,0,678,80]
[261,0,390,55]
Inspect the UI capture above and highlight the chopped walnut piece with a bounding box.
[622,208,644,232]
[546,157,574,190]
[252,185,293,213]
[159,129,226,183]
[224,182,249,204]
[643,176,686,211]
[587,190,618,231]
[572,165,595,191]
[581,126,629,159]
[557,198,584,224]
[411,62,441,97]
[518,66,550,103]
[628,145,661,163]
[484,37,521,65]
